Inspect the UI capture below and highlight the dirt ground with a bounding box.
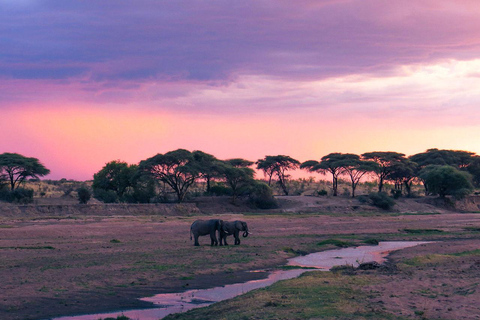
[1,196,480,320]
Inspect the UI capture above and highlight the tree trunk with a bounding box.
[332,176,338,196]
[378,177,384,193]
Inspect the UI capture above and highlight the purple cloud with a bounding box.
[2,1,479,82]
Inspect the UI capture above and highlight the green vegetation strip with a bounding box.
[0,246,55,250]
[317,239,356,248]
[401,228,444,234]
[163,271,406,320]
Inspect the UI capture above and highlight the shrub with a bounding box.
[77,187,91,204]
[420,165,473,199]
[0,188,34,204]
[391,189,402,199]
[208,185,233,196]
[369,192,395,210]
[248,182,278,209]
[93,189,118,203]
[317,189,328,196]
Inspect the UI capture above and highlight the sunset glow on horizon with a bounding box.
[2,1,480,180]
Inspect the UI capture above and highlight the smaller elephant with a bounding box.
[190,219,223,246]
[220,220,249,245]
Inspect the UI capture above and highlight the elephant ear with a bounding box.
[235,220,243,230]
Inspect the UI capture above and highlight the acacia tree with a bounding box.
[256,155,300,195]
[410,149,474,169]
[0,153,50,190]
[225,158,254,168]
[410,149,475,195]
[335,154,377,198]
[301,153,346,196]
[193,151,223,193]
[221,163,255,204]
[385,159,418,197]
[361,151,406,192]
[139,149,200,203]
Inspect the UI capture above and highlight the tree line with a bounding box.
[1,148,479,204]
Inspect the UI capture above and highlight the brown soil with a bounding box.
[0,196,480,320]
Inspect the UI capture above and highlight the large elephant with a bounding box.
[220,220,249,245]
[190,219,224,246]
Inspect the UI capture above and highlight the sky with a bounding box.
[2,0,480,180]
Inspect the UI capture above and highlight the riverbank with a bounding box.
[1,206,480,319]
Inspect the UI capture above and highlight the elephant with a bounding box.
[220,220,249,245]
[190,219,224,246]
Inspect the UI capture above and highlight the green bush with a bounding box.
[391,189,402,199]
[248,182,278,209]
[317,189,328,196]
[208,185,233,196]
[369,192,395,210]
[93,189,118,203]
[0,188,34,204]
[77,187,91,204]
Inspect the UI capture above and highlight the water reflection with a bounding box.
[52,241,429,320]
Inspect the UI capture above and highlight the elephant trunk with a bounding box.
[242,231,249,238]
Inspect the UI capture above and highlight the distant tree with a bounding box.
[467,156,480,188]
[385,159,418,197]
[301,153,347,196]
[193,151,224,193]
[93,160,137,203]
[77,186,91,204]
[361,152,406,193]
[139,149,200,203]
[256,155,300,195]
[220,163,255,204]
[419,165,473,199]
[410,149,476,195]
[225,158,254,168]
[335,154,377,198]
[0,153,50,190]
[410,149,474,169]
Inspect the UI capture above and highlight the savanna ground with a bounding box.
[1,190,480,320]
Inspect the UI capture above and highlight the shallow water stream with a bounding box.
[52,241,428,320]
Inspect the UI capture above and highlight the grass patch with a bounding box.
[163,271,405,320]
[449,249,480,257]
[133,262,173,271]
[362,238,379,245]
[0,225,13,228]
[99,315,130,320]
[401,228,444,234]
[110,239,122,243]
[401,254,451,267]
[282,247,308,256]
[463,226,480,232]
[0,246,55,250]
[317,239,356,248]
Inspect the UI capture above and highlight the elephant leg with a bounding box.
[210,233,218,246]
[194,235,200,246]
[234,232,240,245]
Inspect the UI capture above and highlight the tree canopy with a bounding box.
[256,155,300,195]
[361,151,405,192]
[0,153,50,190]
[92,160,154,203]
[139,149,201,202]
[301,153,349,196]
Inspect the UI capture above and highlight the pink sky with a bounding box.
[2,1,480,180]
